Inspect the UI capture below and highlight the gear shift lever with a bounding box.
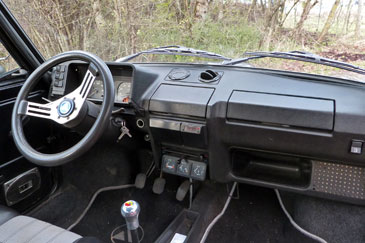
[121,200,140,243]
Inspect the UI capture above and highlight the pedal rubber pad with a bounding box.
[176,180,190,201]
[153,178,166,194]
[135,173,147,189]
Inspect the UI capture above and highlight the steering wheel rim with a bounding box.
[11,51,114,166]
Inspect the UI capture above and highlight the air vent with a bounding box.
[199,70,221,83]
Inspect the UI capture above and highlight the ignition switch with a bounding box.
[111,116,125,127]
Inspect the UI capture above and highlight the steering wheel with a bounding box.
[11,51,114,166]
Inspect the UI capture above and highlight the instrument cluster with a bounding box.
[88,71,133,104]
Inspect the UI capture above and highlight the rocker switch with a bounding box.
[350,140,363,154]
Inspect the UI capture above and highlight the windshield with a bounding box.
[4,0,365,82]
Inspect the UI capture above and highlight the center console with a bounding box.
[148,84,213,181]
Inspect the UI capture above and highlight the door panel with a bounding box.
[0,73,57,212]
[0,1,56,212]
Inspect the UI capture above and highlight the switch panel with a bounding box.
[191,161,207,180]
[176,159,191,176]
[161,155,207,181]
[162,155,177,173]
[51,64,67,96]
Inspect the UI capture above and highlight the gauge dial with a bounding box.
[116,82,131,103]
[88,80,104,99]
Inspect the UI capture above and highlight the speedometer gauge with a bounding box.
[116,82,131,103]
[88,80,104,99]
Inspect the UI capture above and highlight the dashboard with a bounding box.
[50,60,365,205]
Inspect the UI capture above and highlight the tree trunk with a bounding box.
[335,3,343,33]
[125,0,138,54]
[317,0,341,43]
[317,0,322,31]
[260,0,283,50]
[279,0,300,27]
[355,0,363,38]
[344,0,353,34]
[295,0,318,35]
[247,0,257,21]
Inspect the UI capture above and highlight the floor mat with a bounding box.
[291,194,365,243]
[28,142,148,229]
[206,184,316,243]
[28,184,89,229]
[72,177,185,243]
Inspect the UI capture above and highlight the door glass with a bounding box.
[0,43,19,75]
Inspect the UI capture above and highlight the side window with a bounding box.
[0,43,19,76]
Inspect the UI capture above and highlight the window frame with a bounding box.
[0,0,44,73]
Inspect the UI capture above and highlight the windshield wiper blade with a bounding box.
[224,51,365,75]
[116,45,231,62]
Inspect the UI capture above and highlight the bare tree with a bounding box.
[355,0,363,38]
[260,0,285,50]
[294,0,318,36]
[343,0,353,34]
[279,0,301,27]
[246,0,257,21]
[318,0,341,43]
[316,0,322,31]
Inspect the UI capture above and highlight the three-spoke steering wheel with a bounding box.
[11,51,114,166]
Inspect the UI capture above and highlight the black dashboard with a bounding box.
[50,61,365,204]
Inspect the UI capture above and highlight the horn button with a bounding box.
[57,98,75,117]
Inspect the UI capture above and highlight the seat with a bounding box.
[0,205,102,243]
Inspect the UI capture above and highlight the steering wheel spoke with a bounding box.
[20,100,56,119]
[77,64,98,99]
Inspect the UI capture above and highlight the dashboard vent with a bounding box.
[199,70,221,83]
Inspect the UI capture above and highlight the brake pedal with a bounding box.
[153,177,166,194]
[135,173,146,189]
[176,180,190,201]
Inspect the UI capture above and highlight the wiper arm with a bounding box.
[116,45,231,62]
[224,51,365,75]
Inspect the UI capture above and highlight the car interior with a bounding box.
[1,1,365,243]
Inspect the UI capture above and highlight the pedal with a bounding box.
[134,173,146,189]
[176,180,190,201]
[152,177,166,195]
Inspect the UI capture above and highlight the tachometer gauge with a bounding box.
[116,82,131,103]
[88,80,104,99]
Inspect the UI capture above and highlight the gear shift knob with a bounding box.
[121,200,140,230]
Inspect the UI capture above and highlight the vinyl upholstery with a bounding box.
[0,215,82,243]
